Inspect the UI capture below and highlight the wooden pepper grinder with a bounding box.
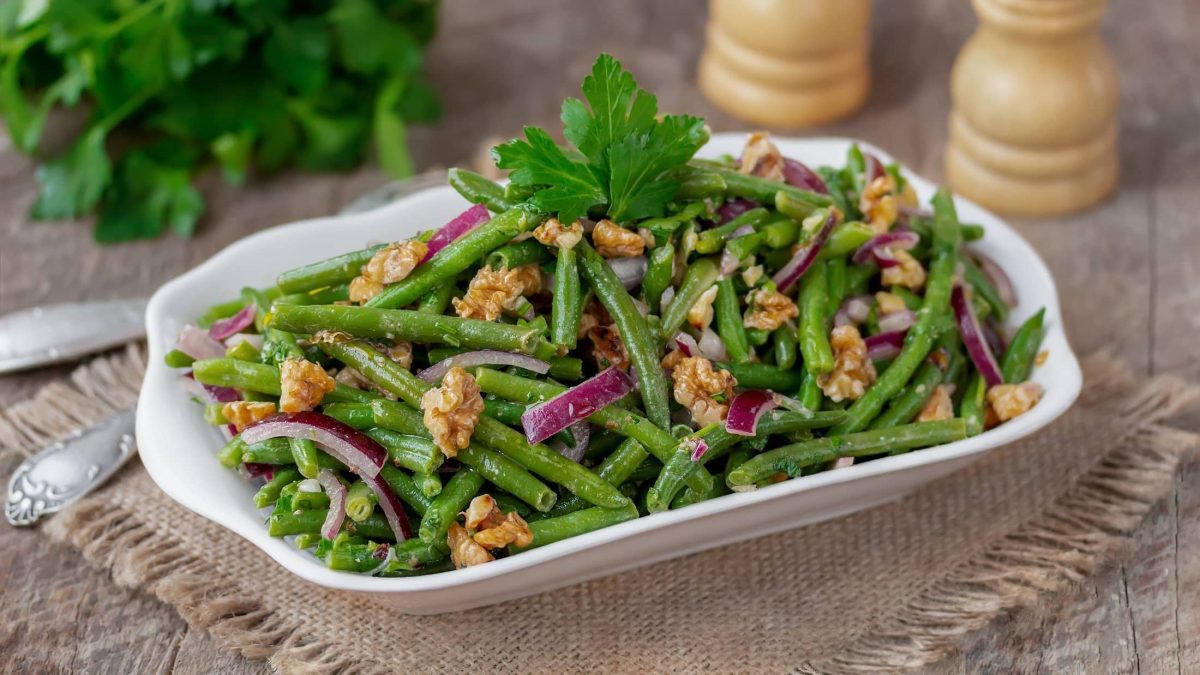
[698,0,871,128]
[944,0,1119,217]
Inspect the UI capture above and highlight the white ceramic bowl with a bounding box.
[139,135,1081,614]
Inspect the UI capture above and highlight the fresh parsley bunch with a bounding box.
[493,54,709,224]
[0,0,440,243]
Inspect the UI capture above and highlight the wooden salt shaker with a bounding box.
[945,0,1119,217]
[697,0,871,128]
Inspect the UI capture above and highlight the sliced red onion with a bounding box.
[317,469,347,540]
[772,393,812,413]
[725,390,779,437]
[422,204,490,262]
[952,285,1004,387]
[771,210,837,292]
[659,286,676,309]
[717,198,757,224]
[224,333,264,351]
[630,297,650,317]
[209,304,256,341]
[520,367,635,444]
[555,421,591,463]
[697,326,727,361]
[687,437,710,463]
[865,153,886,182]
[418,350,550,383]
[360,472,413,541]
[673,332,698,357]
[241,411,388,478]
[731,224,755,238]
[982,319,1007,357]
[719,249,740,277]
[782,158,829,194]
[241,462,275,480]
[834,295,872,327]
[851,231,920,266]
[178,325,225,360]
[878,309,917,334]
[972,250,1017,307]
[608,256,648,290]
[865,330,906,361]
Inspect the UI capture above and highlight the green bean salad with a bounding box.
[168,54,1047,576]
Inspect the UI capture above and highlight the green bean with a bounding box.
[723,446,751,485]
[761,217,800,249]
[714,363,804,395]
[962,223,985,241]
[696,208,770,254]
[203,403,227,426]
[164,349,195,368]
[683,162,832,211]
[223,339,259,363]
[344,480,377,522]
[380,465,431,515]
[826,256,848,308]
[382,538,452,572]
[482,398,525,426]
[427,347,584,382]
[271,304,556,360]
[345,511,400,541]
[868,359,944,430]
[799,370,823,409]
[191,358,373,404]
[660,257,719,339]
[961,256,1009,322]
[280,480,330,511]
[830,189,962,435]
[242,439,345,469]
[726,231,764,261]
[260,328,304,367]
[818,221,875,260]
[274,284,351,307]
[673,170,727,200]
[419,468,485,544]
[364,428,442,475]
[367,207,543,309]
[672,473,725,507]
[320,402,375,430]
[798,261,834,375]
[447,167,513,212]
[276,244,386,294]
[577,240,673,431]
[728,419,968,486]
[267,506,324,537]
[639,201,706,242]
[254,468,300,509]
[198,297,248,328]
[325,541,390,573]
[486,239,548,270]
[643,244,674,314]
[773,325,798,370]
[217,436,247,468]
[715,278,752,364]
[289,438,321,479]
[1001,308,1046,382]
[846,143,868,192]
[510,503,639,552]
[551,247,583,349]
[845,263,876,296]
[550,438,649,517]
[413,471,443,498]
[416,281,457,315]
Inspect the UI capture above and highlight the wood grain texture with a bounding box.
[0,0,1196,672]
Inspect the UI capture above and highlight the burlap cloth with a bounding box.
[1,346,1196,674]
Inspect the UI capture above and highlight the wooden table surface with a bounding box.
[2,0,1197,672]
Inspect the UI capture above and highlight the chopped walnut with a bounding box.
[687,284,719,330]
[363,240,427,285]
[348,275,384,304]
[592,219,645,258]
[817,325,877,402]
[532,217,583,250]
[739,131,784,181]
[880,248,927,290]
[384,341,413,370]
[671,356,737,427]
[448,522,493,568]
[222,401,277,431]
[987,381,1043,422]
[279,358,336,413]
[1035,350,1049,367]
[577,298,611,339]
[898,181,919,209]
[474,512,533,550]
[637,227,656,249]
[335,367,398,401]
[660,346,686,372]
[462,494,505,531]
[587,324,629,370]
[452,265,540,321]
[859,175,899,233]
[741,264,764,287]
[875,291,908,316]
[743,288,798,331]
[916,384,955,422]
[420,366,484,458]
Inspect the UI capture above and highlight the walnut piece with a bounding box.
[452,265,540,321]
[587,324,629,370]
[741,264,764,287]
[592,219,645,258]
[364,240,427,285]
[462,494,505,531]
[1035,350,1049,366]
[743,288,798,331]
[532,217,584,250]
[671,356,737,427]
[222,401,277,431]
[687,284,719,330]
[384,341,413,370]
[739,131,784,181]
[279,358,336,413]
[420,366,484,458]
[874,291,908,316]
[348,275,384,304]
[987,381,1043,422]
[859,175,899,233]
[880,248,927,290]
[916,384,955,422]
[817,325,877,402]
[474,512,533,550]
[448,522,493,568]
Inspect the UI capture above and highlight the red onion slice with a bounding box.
[865,330,906,361]
[241,411,388,478]
[673,332,698,357]
[834,295,872,327]
[717,198,757,224]
[865,153,887,183]
[952,285,1004,387]
[241,462,275,480]
[209,304,256,341]
[783,158,830,194]
[422,204,491,262]
[725,390,779,437]
[520,367,635,444]
[360,472,413,541]
[317,469,347,540]
[608,256,648,290]
[772,393,812,413]
[687,437,710,463]
[554,421,591,463]
[418,350,550,383]
[851,231,920,266]
[878,309,917,334]
[972,250,1017,307]
[719,249,740,277]
[771,210,837,292]
[659,286,676,309]
[178,325,226,360]
[697,326,728,361]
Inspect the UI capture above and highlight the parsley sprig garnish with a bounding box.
[493,54,709,223]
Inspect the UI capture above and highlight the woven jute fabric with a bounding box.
[1,345,1196,674]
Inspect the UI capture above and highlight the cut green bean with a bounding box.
[715,278,752,364]
[344,480,377,522]
[643,244,674,314]
[254,468,300,509]
[868,359,944,430]
[716,362,806,392]
[510,503,639,552]
[660,257,719,339]
[447,167,513,212]
[551,247,583,349]
[773,325,798,370]
[380,465,431,515]
[276,244,386,294]
[418,468,485,544]
[289,438,321,479]
[1001,308,1046,383]
[320,402,375,430]
[191,358,373,404]
[364,428,443,475]
[799,260,834,375]
[487,239,548,270]
[413,471,443,498]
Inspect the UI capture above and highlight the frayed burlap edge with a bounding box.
[2,349,1195,674]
